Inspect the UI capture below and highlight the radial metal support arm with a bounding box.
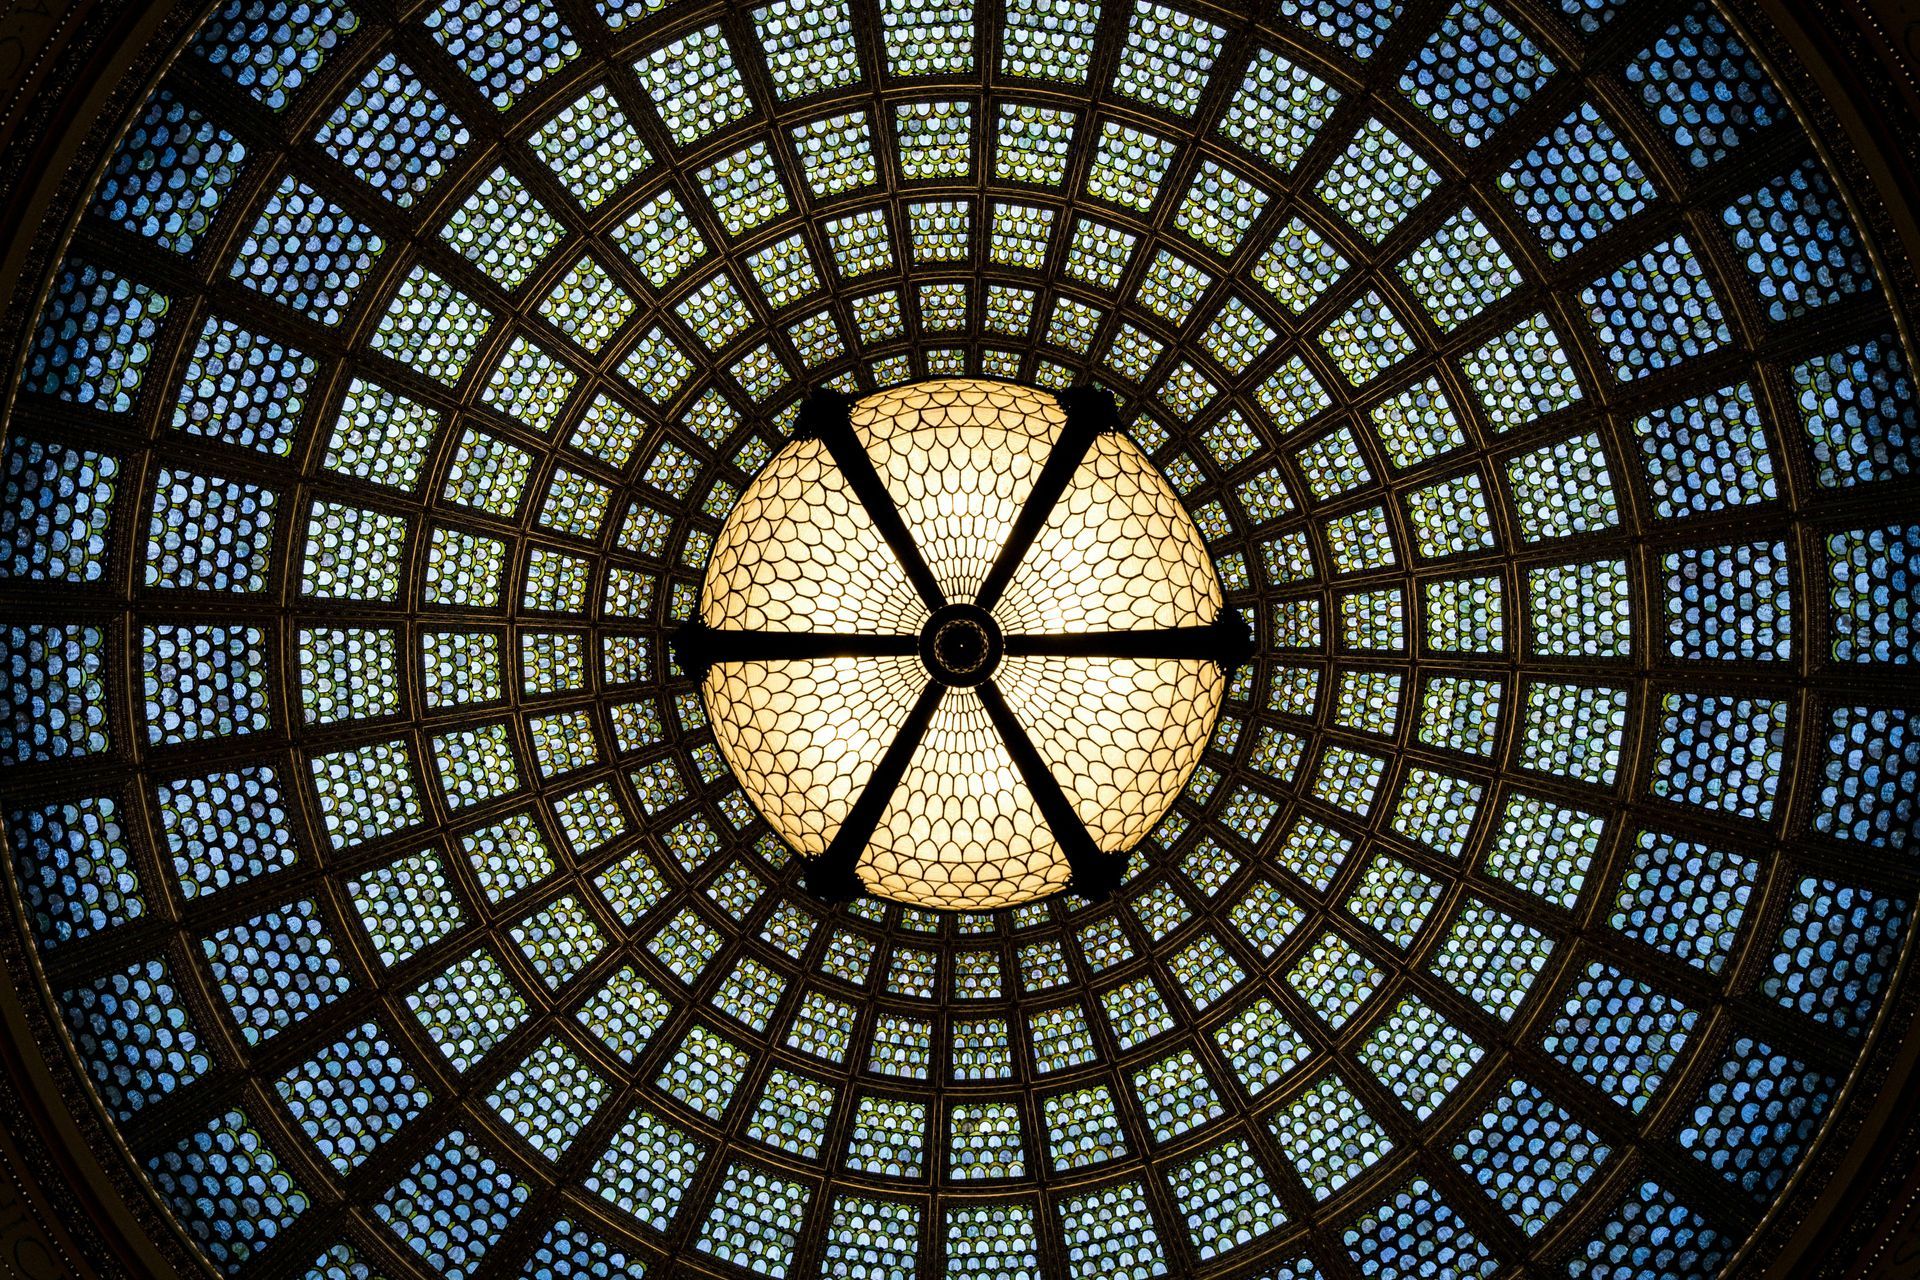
[975,679,1126,900]
[973,386,1121,614]
[806,679,946,900]
[1004,609,1255,670]
[795,389,948,614]
[670,621,917,682]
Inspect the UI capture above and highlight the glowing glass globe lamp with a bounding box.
[677,379,1251,909]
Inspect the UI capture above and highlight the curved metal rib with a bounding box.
[975,679,1125,900]
[805,679,946,900]
[972,386,1121,614]
[795,389,948,614]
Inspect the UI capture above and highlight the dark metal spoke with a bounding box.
[807,678,946,900]
[974,679,1125,900]
[796,389,948,613]
[973,385,1121,614]
[1004,610,1255,668]
[669,620,917,681]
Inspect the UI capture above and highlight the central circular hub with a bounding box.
[920,604,1002,687]
[936,618,988,672]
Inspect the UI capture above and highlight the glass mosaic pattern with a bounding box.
[3,1,1918,1277]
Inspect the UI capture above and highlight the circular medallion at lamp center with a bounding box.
[675,379,1251,910]
[920,604,1002,687]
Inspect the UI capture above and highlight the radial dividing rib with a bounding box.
[975,678,1125,900]
[806,678,946,900]
[972,385,1120,614]
[669,620,917,682]
[1002,610,1254,670]
[795,388,948,614]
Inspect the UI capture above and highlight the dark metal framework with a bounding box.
[673,385,1254,901]
[0,0,1914,1277]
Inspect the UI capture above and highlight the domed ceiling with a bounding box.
[1,0,1918,1277]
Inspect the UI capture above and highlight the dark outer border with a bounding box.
[2,2,1920,1278]
[0,2,218,1274]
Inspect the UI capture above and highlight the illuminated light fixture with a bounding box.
[676,378,1251,909]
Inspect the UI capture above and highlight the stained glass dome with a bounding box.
[1,0,1918,1278]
